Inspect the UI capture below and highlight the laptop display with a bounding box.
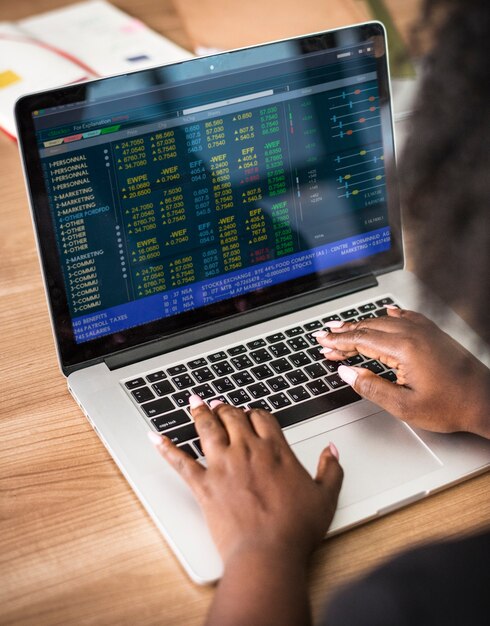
[16,22,401,370]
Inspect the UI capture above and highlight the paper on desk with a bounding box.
[18,0,193,77]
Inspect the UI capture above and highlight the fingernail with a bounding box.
[320,347,333,354]
[189,394,204,409]
[385,304,398,310]
[329,441,340,461]
[323,320,344,329]
[147,431,164,446]
[338,364,358,386]
[312,330,327,338]
[209,399,224,409]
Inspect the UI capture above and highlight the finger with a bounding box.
[337,365,411,418]
[315,443,344,505]
[189,395,229,456]
[210,400,257,442]
[148,431,205,492]
[322,315,406,335]
[318,328,405,368]
[247,407,285,440]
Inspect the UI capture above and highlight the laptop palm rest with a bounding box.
[291,411,442,508]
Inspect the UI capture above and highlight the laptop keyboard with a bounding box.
[122,296,399,459]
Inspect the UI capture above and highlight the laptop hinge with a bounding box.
[104,273,378,371]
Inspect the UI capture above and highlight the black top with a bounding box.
[323,529,490,626]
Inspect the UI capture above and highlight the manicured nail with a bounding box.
[312,330,328,338]
[147,431,164,446]
[385,304,399,310]
[209,399,224,409]
[189,394,204,409]
[338,364,359,386]
[320,347,333,354]
[323,320,344,329]
[329,441,340,461]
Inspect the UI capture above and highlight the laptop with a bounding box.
[15,21,490,583]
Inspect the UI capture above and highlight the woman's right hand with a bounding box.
[315,307,490,438]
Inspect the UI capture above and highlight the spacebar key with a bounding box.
[274,387,361,428]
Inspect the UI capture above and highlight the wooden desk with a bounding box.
[1,2,488,624]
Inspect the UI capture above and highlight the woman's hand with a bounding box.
[151,398,343,567]
[149,399,343,626]
[315,307,490,438]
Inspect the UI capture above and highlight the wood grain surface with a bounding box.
[0,1,488,624]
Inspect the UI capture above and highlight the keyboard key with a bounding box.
[167,364,187,376]
[172,373,194,390]
[146,371,166,383]
[228,345,246,356]
[172,390,192,407]
[275,388,361,428]
[247,339,266,350]
[303,320,322,331]
[212,376,235,394]
[287,385,310,403]
[305,363,326,379]
[232,371,254,386]
[193,383,215,399]
[247,382,270,399]
[250,348,272,364]
[266,332,286,344]
[287,336,309,351]
[381,370,398,382]
[152,380,174,396]
[131,386,155,403]
[167,423,198,444]
[267,375,289,392]
[194,439,204,455]
[289,352,311,368]
[209,395,227,404]
[125,377,145,390]
[285,326,303,337]
[307,346,324,362]
[305,332,320,346]
[361,360,385,374]
[178,443,198,459]
[269,342,291,358]
[306,380,329,396]
[270,358,293,374]
[340,308,358,319]
[269,392,292,410]
[358,313,375,320]
[141,397,174,418]
[151,409,191,432]
[323,361,340,373]
[212,361,234,376]
[285,370,308,385]
[375,308,388,317]
[325,373,347,389]
[192,367,214,383]
[208,351,227,363]
[227,389,251,406]
[231,354,254,370]
[251,364,274,380]
[345,355,364,366]
[322,314,342,323]
[187,358,207,370]
[358,302,376,313]
[375,297,394,307]
[248,399,271,411]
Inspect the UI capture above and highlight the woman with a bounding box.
[148,0,490,623]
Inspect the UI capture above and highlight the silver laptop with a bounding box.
[16,22,490,583]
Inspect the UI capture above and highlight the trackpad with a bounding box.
[291,411,442,508]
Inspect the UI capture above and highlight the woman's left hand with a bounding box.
[150,396,343,569]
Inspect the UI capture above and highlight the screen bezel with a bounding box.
[15,21,403,373]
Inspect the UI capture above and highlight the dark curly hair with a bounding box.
[399,0,490,343]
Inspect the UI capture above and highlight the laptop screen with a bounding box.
[17,22,402,370]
